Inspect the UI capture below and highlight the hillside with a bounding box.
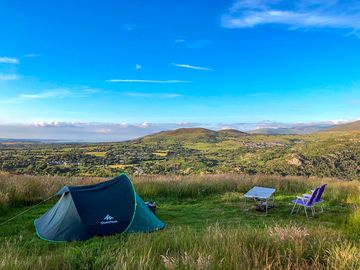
[145,128,216,138]
[1,127,360,179]
[325,120,360,132]
[249,128,301,135]
[142,128,247,143]
[217,128,248,137]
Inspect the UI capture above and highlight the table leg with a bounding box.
[266,198,268,214]
[273,194,275,207]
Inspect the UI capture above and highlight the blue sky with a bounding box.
[1,0,360,140]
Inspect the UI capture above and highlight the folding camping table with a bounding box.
[244,186,276,214]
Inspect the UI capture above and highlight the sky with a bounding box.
[1,0,360,141]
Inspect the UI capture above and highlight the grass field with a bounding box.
[84,151,107,157]
[0,174,360,269]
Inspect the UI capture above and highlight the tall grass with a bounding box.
[0,224,359,270]
[1,173,359,210]
[0,173,101,211]
[134,174,360,204]
[1,173,360,269]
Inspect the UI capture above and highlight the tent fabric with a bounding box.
[34,174,165,242]
[126,193,165,233]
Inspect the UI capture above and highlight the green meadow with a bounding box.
[0,174,360,269]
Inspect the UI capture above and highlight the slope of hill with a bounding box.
[249,124,335,135]
[1,127,360,179]
[147,128,215,138]
[217,129,248,137]
[325,120,360,132]
[142,128,247,143]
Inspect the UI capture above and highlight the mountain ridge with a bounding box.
[324,120,360,132]
[141,127,248,143]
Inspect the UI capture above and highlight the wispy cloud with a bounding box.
[0,57,19,64]
[122,23,136,31]
[135,64,142,70]
[19,90,72,100]
[0,120,352,142]
[0,86,99,105]
[81,87,100,94]
[222,0,360,34]
[174,39,185,43]
[95,128,112,134]
[123,92,182,98]
[107,79,192,83]
[0,74,18,81]
[172,63,213,71]
[0,121,203,142]
[174,38,213,48]
[25,53,41,58]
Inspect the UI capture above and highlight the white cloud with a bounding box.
[0,120,351,142]
[164,93,182,98]
[135,64,142,70]
[31,121,81,127]
[174,39,185,43]
[107,79,191,83]
[19,90,71,100]
[172,63,213,71]
[25,53,41,58]
[122,24,136,31]
[123,92,182,98]
[17,86,100,101]
[138,122,150,128]
[0,74,18,81]
[123,92,152,98]
[174,38,213,48]
[176,121,192,126]
[96,128,112,134]
[222,0,360,33]
[0,57,19,64]
[81,87,100,94]
[0,86,98,105]
[119,122,129,127]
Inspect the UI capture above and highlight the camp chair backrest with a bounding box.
[315,184,327,202]
[307,187,320,206]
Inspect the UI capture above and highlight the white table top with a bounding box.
[244,186,276,199]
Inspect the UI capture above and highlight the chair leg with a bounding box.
[304,207,308,219]
[291,203,297,215]
[296,204,301,213]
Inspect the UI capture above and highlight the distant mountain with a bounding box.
[142,128,247,143]
[218,129,248,136]
[0,138,63,144]
[2,125,360,179]
[146,128,215,138]
[249,124,335,135]
[324,120,360,132]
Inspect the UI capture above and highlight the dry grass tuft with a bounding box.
[268,224,310,242]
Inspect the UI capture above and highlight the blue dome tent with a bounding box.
[34,174,165,242]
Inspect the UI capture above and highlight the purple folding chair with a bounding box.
[290,187,319,218]
[302,184,327,213]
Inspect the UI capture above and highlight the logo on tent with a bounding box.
[100,214,118,225]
